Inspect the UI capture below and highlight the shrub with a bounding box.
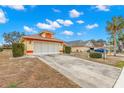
[12,43,24,57]
[89,52,102,58]
[64,46,71,54]
[0,47,3,52]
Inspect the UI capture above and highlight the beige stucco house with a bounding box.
[20,30,65,55]
[71,46,89,52]
[71,41,93,52]
[71,41,104,52]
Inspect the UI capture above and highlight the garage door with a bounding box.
[33,41,60,55]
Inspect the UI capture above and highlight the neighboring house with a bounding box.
[20,30,65,55]
[71,41,94,52]
[69,40,105,52]
[71,46,89,52]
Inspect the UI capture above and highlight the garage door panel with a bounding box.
[33,41,60,55]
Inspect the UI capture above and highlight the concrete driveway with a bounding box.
[38,55,121,88]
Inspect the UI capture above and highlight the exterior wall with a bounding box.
[71,46,89,52]
[94,47,104,50]
[58,43,64,53]
[71,46,106,53]
[22,40,33,55]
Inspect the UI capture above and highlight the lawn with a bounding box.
[0,50,79,88]
[115,61,124,68]
[70,52,124,68]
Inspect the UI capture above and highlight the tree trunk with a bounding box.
[113,32,117,56]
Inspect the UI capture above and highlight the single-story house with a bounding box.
[20,30,65,55]
[71,46,89,52]
[70,41,105,52]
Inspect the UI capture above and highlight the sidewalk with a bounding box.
[114,67,124,88]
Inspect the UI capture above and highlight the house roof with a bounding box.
[93,42,104,47]
[67,40,105,47]
[67,40,87,47]
[22,34,64,43]
[21,30,64,44]
[40,30,54,35]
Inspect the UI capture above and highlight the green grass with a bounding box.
[8,83,17,88]
[115,61,124,68]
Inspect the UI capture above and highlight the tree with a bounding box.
[3,31,25,44]
[97,39,106,43]
[108,35,114,45]
[106,16,124,56]
[118,31,124,52]
[118,31,124,41]
[90,39,96,43]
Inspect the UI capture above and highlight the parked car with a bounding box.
[94,48,108,53]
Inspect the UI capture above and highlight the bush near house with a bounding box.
[12,43,24,57]
[64,46,71,54]
[89,52,102,58]
[0,47,3,52]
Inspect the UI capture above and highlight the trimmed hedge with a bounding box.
[89,52,102,58]
[12,43,24,57]
[64,46,71,54]
[0,47,3,52]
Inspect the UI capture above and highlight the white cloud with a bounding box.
[52,8,61,13]
[95,5,110,11]
[37,23,54,30]
[51,21,61,28]
[77,32,83,36]
[56,19,73,26]
[37,19,61,30]
[46,19,61,28]
[86,23,99,29]
[6,5,25,10]
[63,20,73,26]
[0,9,8,24]
[56,19,63,24]
[69,9,83,18]
[62,30,74,36]
[24,25,34,32]
[76,20,84,24]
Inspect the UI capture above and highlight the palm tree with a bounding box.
[106,16,124,56]
[118,31,124,52]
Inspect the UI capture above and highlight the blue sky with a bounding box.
[0,5,124,44]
